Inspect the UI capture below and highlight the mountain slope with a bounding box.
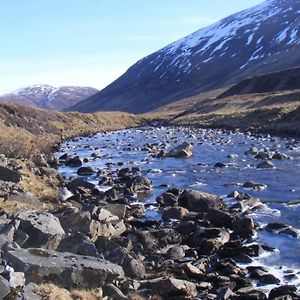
[70,0,300,114]
[0,85,98,111]
[217,66,300,98]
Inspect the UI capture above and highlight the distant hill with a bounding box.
[218,66,300,98]
[70,0,300,113]
[0,85,98,111]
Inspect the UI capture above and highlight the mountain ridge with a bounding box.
[0,85,98,111]
[70,0,300,113]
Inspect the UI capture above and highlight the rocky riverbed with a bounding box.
[0,126,300,299]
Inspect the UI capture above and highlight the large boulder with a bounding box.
[16,211,65,250]
[67,178,95,193]
[0,166,21,183]
[178,189,224,213]
[167,142,193,158]
[4,248,124,288]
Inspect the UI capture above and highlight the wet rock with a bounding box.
[142,277,197,297]
[167,142,193,158]
[193,227,230,253]
[215,162,228,168]
[255,152,271,160]
[228,191,251,200]
[65,156,82,167]
[257,160,275,169]
[265,222,289,232]
[272,152,288,160]
[249,269,280,285]
[233,217,255,238]
[4,248,124,288]
[67,178,95,193]
[178,189,224,213]
[126,175,152,192]
[208,208,238,227]
[77,166,95,176]
[0,166,21,183]
[162,207,189,220]
[243,181,267,189]
[233,287,267,299]
[16,210,65,250]
[156,192,178,207]
[269,285,298,299]
[279,227,299,238]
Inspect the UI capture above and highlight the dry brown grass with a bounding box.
[35,284,102,300]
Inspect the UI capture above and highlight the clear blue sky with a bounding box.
[0,0,263,93]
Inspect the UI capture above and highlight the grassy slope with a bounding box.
[0,103,141,201]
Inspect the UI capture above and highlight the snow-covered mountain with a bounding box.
[0,85,98,111]
[71,0,300,113]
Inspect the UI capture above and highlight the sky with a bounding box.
[0,0,264,93]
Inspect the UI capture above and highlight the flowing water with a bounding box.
[56,127,300,290]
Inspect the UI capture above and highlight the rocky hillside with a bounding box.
[70,0,300,113]
[0,85,98,111]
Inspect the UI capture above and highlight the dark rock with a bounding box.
[77,166,95,176]
[166,246,185,260]
[272,153,288,160]
[265,222,289,232]
[162,207,189,220]
[218,287,234,300]
[156,192,178,207]
[208,208,237,227]
[65,156,83,167]
[269,285,298,299]
[243,181,267,189]
[279,227,299,238]
[57,232,99,257]
[16,210,65,250]
[4,248,124,288]
[126,175,152,192]
[103,283,127,300]
[67,178,95,193]
[178,189,224,213]
[215,162,228,168]
[122,256,146,279]
[0,166,21,183]
[257,160,275,169]
[233,217,255,238]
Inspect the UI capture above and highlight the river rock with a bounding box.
[257,160,275,169]
[16,210,65,250]
[77,166,95,176]
[167,142,193,158]
[126,175,152,192]
[0,166,21,183]
[67,178,95,193]
[269,285,299,299]
[65,156,83,167]
[57,232,99,257]
[142,277,197,297]
[4,248,124,288]
[178,189,224,212]
[162,207,189,220]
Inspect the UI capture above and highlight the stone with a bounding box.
[215,162,228,168]
[156,192,178,207]
[279,227,299,238]
[22,282,42,300]
[103,283,127,300]
[0,276,10,299]
[76,166,95,176]
[233,217,255,238]
[0,223,15,250]
[218,287,234,300]
[265,222,289,232]
[167,246,185,260]
[65,156,82,167]
[183,262,202,277]
[16,210,65,250]
[142,277,197,297]
[67,178,95,193]
[269,286,298,299]
[4,248,124,288]
[243,181,267,189]
[0,166,21,183]
[162,207,189,220]
[178,189,224,213]
[126,175,152,192]
[57,232,99,257]
[272,153,288,160]
[122,256,146,279]
[257,160,275,169]
[208,208,237,227]
[167,142,193,158]
[255,152,271,159]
